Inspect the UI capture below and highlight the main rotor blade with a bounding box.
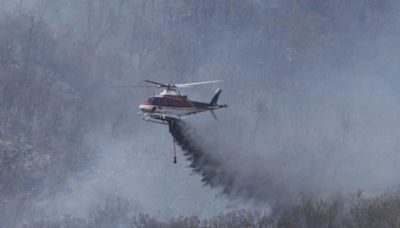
[144,80,168,87]
[119,85,159,88]
[174,80,223,88]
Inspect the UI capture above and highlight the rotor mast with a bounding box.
[159,88,179,96]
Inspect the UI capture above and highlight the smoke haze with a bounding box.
[1,0,400,226]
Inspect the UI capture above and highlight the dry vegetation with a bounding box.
[21,193,400,228]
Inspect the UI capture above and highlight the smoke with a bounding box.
[168,121,228,190]
[3,0,400,225]
[169,74,400,206]
[169,120,296,206]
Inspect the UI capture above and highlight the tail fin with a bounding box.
[210,88,222,106]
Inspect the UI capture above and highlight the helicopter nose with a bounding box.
[139,104,153,112]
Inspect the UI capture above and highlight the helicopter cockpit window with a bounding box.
[148,97,162,106]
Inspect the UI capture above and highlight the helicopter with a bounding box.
[136,79,228,164]
[137,80,228,125]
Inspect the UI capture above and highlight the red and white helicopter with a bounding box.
[138,80,228,125]
[136,80,227,164]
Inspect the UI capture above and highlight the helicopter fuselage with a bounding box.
[138,89,227,124]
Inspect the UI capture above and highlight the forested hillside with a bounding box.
[1,0,400,227]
